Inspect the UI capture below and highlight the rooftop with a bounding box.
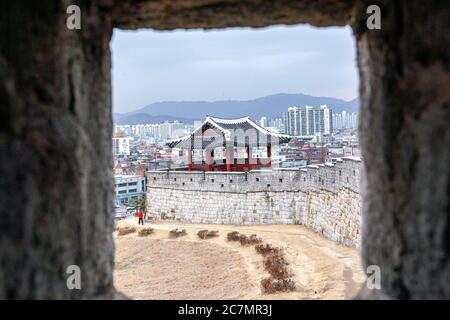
[167,116,291,149]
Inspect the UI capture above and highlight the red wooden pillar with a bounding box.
[225,146,234,172]
[247,146,253,171]
[267,145,272,167]
[187,148,192,171]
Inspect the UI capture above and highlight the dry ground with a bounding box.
[114,218,366,300]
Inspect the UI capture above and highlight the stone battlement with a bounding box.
[146,157,362,247]
[147,157,361,194]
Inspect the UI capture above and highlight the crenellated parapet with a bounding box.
[147,157,361,194]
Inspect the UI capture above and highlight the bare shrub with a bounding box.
[240,234,262,246]
[197,230,208,239]
[284,279,296,290]
[255,243,283,256]
[238,234,249,245]
[250,234,263,244]
[117,226,136,236]
[227,232,262,245]
[256,242,295,294]
[261,277,278,294]
[197,230,219,239]
[169,228,187,238]
[227,231,240,242]
[261,277,296,294]
[138,227,154,237]
[264,255,290,279]
[206,230,219,238]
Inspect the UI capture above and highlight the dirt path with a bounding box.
[114,219,366,300]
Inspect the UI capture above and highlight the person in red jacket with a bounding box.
[138,210,144,225]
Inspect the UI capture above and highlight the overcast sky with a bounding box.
[111,25,358,113]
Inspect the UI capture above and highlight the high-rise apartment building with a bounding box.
[113,137,131,156]
[283,106,300,135]
[259,116,268,128]
[283,105,332,136]
[332,111,358,130]
[269,118,284,133]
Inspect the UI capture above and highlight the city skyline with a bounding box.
[113,107,358,149]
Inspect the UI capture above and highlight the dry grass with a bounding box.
[117,226,137,236]
[169,228,187,238]
[197,230,219,239]
[114,222,366,299]
[138,227,154,237]
[114,236,252,299]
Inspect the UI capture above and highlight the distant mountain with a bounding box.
[345,97,359,111]
[114,93,359,125]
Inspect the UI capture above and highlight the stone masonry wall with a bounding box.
[2,0,446,300]
[146,157,362,247]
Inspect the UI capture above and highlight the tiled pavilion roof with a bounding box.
[167,116,291,149]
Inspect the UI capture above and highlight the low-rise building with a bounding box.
[114,174,146,205]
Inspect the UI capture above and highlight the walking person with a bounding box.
[138,210,144,225]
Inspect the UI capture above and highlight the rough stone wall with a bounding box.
[111,0,356,29]
[0,0,358,300]
[147,158,362,247]
[0,1,116,299]
[351,1,450,299]
[2,0,448,299]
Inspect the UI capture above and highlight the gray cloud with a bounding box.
[112,25,358,113]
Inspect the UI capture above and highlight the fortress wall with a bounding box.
[146,158,362,247]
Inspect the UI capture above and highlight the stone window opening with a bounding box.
[1,1,448,300]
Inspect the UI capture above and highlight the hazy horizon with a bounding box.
[112,92,359,115]
[112,25,358,113]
